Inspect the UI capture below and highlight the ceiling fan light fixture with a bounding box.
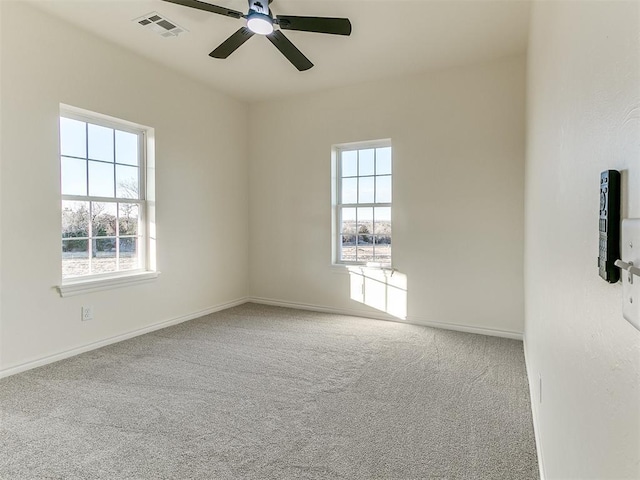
[247,12,274,35]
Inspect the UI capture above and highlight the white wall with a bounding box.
[525,1,640,478]
[248,55,526,337]
[0,1,3,373]
[0,1,249,373]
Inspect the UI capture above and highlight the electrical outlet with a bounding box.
[81,306,94,322]
[539,374,543,404]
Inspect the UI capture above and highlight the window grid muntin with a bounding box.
[336,144,392,266]
[60,112,147,280]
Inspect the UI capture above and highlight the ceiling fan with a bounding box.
[161,0,352,71]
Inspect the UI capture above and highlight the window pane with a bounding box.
[341,236,356,262]
[376,147,392,175]
[92,238,116,274]
[119,237,140,271]
[62,239,89,278]
[92,202,116,237]
[61,157,87,196]
[341,150,358,177]
[357,207,373,239]
[359,149,375,176]
[115,131,139,166]
[60,118,86,158]
[376,175,392,203]
[374,236,392,265]
[374,207,391,235]
[357,236,374,262]
[116,165,139,199]
[341,207,356,234]
[118,203,139,236]
[62,201,89,239]
[88,124,114,162]
[88,161,115,197]
[359,176,374,204]
[341,177,357,204]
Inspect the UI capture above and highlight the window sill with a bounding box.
[57,271,160,298]
[330,264,395,275]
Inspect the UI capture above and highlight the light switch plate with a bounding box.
[620,219,640,331]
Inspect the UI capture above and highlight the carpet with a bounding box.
[0,303,538,479]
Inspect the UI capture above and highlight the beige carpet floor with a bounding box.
[0,303,538,479]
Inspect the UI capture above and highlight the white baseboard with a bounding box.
[0,297,248,380]
[247,296,523,340]
[523,336,546,480]
[405,316,523,340]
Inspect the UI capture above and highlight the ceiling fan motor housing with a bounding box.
[248,0,270,16]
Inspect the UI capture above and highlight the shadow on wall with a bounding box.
[348,267,408,320]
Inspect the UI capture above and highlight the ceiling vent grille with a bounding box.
[134,12,187,38]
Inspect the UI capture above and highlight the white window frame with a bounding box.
[333,139,392,268]
[57,105,158,297]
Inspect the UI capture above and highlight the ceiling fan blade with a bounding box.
[161,0,243,19]
[209,27,254,59]
[276,16,352,36]
[267,30,314,71]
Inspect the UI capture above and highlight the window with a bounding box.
[335,142,392,266]
[60,108,151,282]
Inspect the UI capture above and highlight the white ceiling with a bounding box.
[30,0,531,102]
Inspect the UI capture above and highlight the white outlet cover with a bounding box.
[82,306,94,321]
[620,219,640,331]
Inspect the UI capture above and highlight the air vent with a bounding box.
[134,12,187,38]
